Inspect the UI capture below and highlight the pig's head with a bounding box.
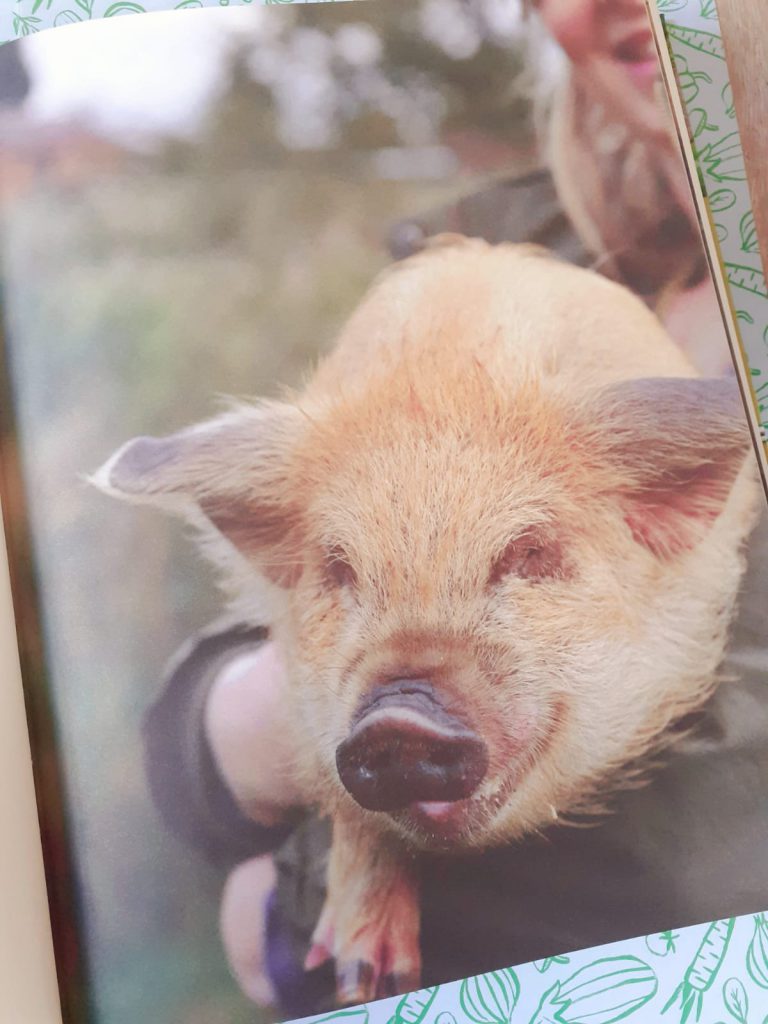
[94,252,757,853]
[95,370,755,851]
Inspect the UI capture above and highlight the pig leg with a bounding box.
[306,814,421,1004]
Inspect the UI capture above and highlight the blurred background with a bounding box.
[0,4,550,1022]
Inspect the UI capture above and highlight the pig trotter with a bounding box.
[308,816,421,1004]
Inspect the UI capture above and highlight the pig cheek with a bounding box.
[288,583,365,752]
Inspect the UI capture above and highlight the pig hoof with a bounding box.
[337,960,375,1005]
[306,896,421,1003]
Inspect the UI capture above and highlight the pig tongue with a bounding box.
[415,801,457,820]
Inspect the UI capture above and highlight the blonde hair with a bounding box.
[521,5,706,301]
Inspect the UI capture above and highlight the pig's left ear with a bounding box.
[91,401,305,583]
[585,377,754,559]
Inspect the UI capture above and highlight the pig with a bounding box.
[94,236,759,1005]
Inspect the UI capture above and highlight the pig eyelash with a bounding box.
[323,545,358,589]
[487,535,563,586]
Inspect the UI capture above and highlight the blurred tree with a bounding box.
[173,0,532,174]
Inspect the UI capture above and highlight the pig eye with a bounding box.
[488,536,562,586]
[324,545,358,589]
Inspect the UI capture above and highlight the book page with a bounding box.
[0,502,62,1024]
[0,4,767,1023]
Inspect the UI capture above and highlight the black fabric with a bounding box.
[388,169,593,272]
[143,622,297,871]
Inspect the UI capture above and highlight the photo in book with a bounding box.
[0,3,766,1023]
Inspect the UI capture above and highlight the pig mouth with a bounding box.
[335,678,534,847]
[336,680,489,815]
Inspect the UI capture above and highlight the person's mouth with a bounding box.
[613,29,659,88]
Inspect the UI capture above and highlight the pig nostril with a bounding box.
[429,748,456,768]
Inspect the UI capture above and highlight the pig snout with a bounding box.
[335,679,489,812]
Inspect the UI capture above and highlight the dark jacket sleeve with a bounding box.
[142,621,300,872]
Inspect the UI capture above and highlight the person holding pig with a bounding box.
[143,0,767,1015]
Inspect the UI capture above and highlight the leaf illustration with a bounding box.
[696,132,746,182]
[12,12,42,35]
[715,222,728,242]
[53,9,82,24]
[699,0,717,16]
[709,189,737,214]
[657,0,687,10]
[736,310,755,324]
[74,0,94,11]
[723,978,748,1023]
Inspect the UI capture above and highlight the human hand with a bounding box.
[204,641,303,826]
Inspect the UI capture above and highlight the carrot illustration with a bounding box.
[665,23,725,60]
[388,987,439,1024]
[662,918,735,1024]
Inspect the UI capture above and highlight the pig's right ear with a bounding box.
[91,401,305,584]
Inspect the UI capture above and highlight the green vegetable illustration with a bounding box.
[11,11,42,34]
[722,83,735,119]
[646,931,680,957]
[723,977,749,1024]
[689,108,718,140]
[708,189,737,214]
[316,1009,370,1024]
[460,970,519,1024]
[103,1,146,14]
[726,263,768,300]
[54,9,82,23]
[747,914,768,989]
[699,0,717,17]
[529,956,657,1024]
[666,23,725,60]
[535,956,570,974]
[672,56,712,105]
[739,212,758,254]
[696,132,746,182]
[388,988,439,1024]
[662,918,735,1024]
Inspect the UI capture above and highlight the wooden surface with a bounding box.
[718,0,768,277]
